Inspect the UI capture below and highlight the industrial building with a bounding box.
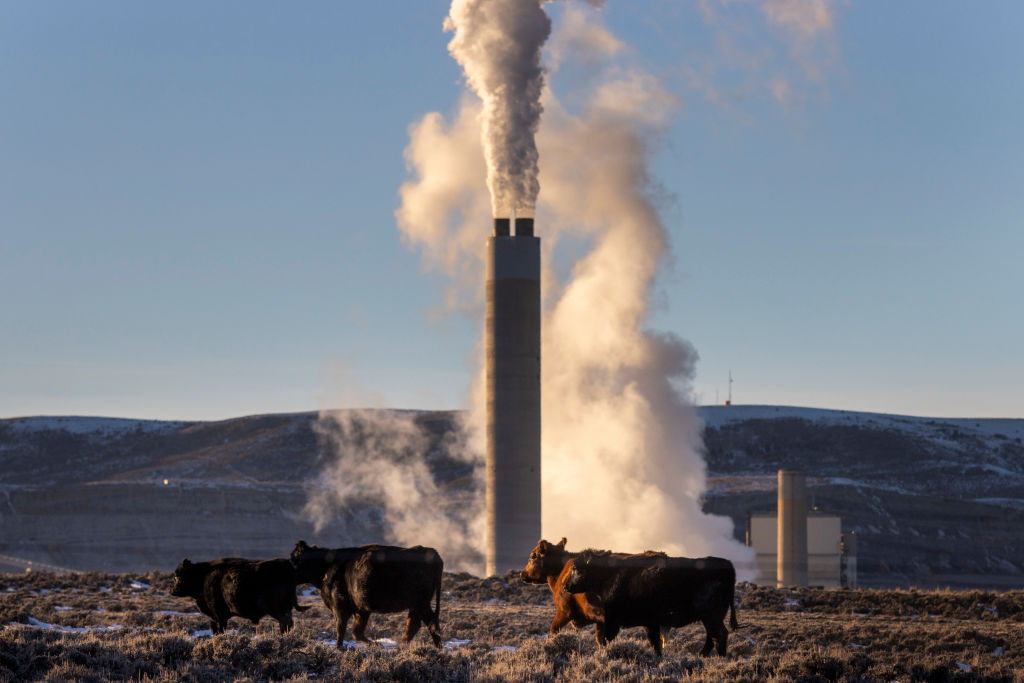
[746,470,858,588]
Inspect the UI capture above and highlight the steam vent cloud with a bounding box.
[312,2,765,575]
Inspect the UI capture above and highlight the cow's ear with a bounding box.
[539,540,549,552]
[557,537,567,549]
[296,540,307,550]
[182,558,191,568]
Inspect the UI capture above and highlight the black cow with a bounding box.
[563,550,738,656]
[170,557,311,634]
[290,540,444,648]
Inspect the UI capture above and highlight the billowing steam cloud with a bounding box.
[304,409,485,572]
[445,0,551,217]
[397,2,752,570]
[310,1,839,575]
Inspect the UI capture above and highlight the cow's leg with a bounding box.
[713,620,729,656]
[602,620,620,644]
[594,623,607,646]
[549,608,573,636]
[333,608,352,648]
[645,624,663,656]
[352,611,372,643]
[278,612,294,634]
[700,618,728,656]
[210,619,223,635]
[699,628,715,656]
[404,609,423,643]
[409,602,442,648]
[425,612,442,649]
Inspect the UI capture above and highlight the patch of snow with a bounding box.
[992,646,1004,656]
[956,662,971,672]
[315,638,398,650]
[154,610,201,616]
[5,416,191,435]
[53,606,72,611]
[784,599,800,608]
[484,598,507,605]
[130,581,150,590]
[492,645,518,653]
[191,629,214,637]
[20,616,123,633]
[850,643,866,649]
[697,405,1024,442]
[973,498,1024,511]
[445,638,472,650]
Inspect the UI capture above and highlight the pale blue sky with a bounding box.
[2,1,1021,420]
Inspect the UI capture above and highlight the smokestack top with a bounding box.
[514,217,534,237]
[493,218,511,237]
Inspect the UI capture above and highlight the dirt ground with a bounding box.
[1,570,1022,681]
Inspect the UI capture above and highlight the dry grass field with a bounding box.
[2,569,1022,682]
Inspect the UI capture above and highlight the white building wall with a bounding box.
[749,513,847,588]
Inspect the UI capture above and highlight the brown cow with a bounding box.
[519,538,666,644]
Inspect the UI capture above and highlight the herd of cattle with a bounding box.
[170,538,738,657]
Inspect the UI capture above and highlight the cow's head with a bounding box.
[520,537,568,584]
[562,551,595,594]
[290,540,329,586]
[170,558,195,597]
[290,540,311,567]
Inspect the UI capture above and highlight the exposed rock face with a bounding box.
[1,406,1022,587]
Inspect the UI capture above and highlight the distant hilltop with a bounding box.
[1,406,1022,588]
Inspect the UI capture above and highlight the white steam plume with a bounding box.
[304,408,485,573]
[398,3,753,570]
[445,0,551,217]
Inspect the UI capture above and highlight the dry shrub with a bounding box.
[2,571,1023,681]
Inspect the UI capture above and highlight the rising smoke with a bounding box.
[396,0,750,570]
[310,0,840,575]
[445,0,551,218]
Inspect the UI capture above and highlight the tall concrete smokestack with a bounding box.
[777,469,808,587]
[485,216,540,576]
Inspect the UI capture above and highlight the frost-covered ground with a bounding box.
[2,569,1023,681]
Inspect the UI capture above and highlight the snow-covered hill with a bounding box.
[1,406,1022,587]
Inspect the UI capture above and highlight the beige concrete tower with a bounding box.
[485,217,541,576]
[777,469,808,587]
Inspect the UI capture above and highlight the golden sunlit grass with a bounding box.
[1,571,1022,681]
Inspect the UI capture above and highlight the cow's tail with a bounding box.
[433,558,443,631]
[728,568,739,630]
[294,588,313,612]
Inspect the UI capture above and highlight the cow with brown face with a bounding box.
[520,538,668,644]
[520,538,608,643]
[170,557,310,634]
[290,540,444,648]
[563,550,738,656]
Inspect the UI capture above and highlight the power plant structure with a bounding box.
[777,469,808,587]
[485,216,541,576]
